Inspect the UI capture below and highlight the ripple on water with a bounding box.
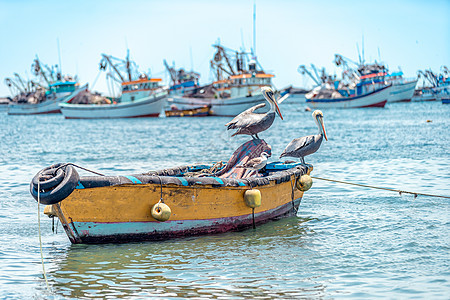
[1,102,450,298]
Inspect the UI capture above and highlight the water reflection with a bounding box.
[50,217,326,298]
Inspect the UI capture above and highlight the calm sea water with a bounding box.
[0,100,449,299]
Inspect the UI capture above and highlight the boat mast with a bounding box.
[101,54,125,82]
[163,59,177,83]
[32,56,51,86]
[57,38,62,79]
[298,65,321,86]
[126,49,132,82]
[252,0,256,60]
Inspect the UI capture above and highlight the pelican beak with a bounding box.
[317,116,327,141]
[262,87,283,120]
[274,100,283,120]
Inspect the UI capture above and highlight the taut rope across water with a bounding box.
[311,176,450,199]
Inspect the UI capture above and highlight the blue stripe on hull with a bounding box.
[70,199,301,243]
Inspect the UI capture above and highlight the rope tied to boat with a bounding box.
[244,179,257,229]
[37,179,51,292]
[54,163,105,176]
[290,175,299,214]
[155,175,164,203]
[311,176,450,199]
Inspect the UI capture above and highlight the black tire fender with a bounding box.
[32,164,65,190]
[30,164,80,205]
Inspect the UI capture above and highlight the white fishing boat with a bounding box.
[412,67,449,102]
[302,59,390,109]
[59,52,167,119]
[8,81,79,115]
[386,72,417,102]
[167,44,275,117]
[5,57,79,115]
[60,79,167,119]
[0,97,11,112]
[306,84,391,109]
[334,54,419,103]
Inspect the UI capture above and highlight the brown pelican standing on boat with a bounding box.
[280,110,327,164]
[226,87,283,139]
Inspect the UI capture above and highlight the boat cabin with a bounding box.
[48,81,77,94]
[121,78,162,102]
[45,81,78,100]
[356,71,387,95]
[213,73,274,99]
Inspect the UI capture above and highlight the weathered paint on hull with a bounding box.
[53,175,306,244]
[63,199,300,244]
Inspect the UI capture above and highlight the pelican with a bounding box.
[226,87,283,139]
[238,152,270,171]
[280,110,327,164]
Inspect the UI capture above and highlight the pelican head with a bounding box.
[261,152,271,158]
[261,87,283,120]
[312,110,328,141]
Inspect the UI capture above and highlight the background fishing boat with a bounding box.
[385,71,418,102]
[5,57,79,115]
[305,84,392,109]
[300,62,391,109]
[164,105,211,117]
[0,97,11,112]
[412,67,449,101]
[334,54,418,103]
[168,44,276,117]
[59,52,167,119]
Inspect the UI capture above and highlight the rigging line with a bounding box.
[37,181,51,291]
[91,70,102,90]
[311,176,450,199]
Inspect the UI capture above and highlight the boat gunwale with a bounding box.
[75,162,311,191]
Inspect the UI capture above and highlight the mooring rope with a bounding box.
[37,181,51,291]
[55,163,105,176]
[311,176,450,199]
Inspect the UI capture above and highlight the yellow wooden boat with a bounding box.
[164,105,210,117]
[30,140,313,244]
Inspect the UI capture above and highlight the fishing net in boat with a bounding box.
[69,90,111,104]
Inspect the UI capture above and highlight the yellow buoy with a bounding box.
[296,175,313,191]
[151,202,171,222]
[244,189,261,208]
[44,205,57,217]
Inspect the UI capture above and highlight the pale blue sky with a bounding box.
[1,0,449,97]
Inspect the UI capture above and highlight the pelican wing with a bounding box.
[225,103,267,129]
[280,135,315,157]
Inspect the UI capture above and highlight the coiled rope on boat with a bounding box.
[311,176,450,199]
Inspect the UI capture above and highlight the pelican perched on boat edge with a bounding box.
[237,152,270,171]
[280,110,327,164]
[226,87,283,139]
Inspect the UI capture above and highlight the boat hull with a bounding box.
[168,94,267,117]
[388,80,417,102]
[47,163,310,244]
[306,85,392,109]
[8,98,63,115]
[60,94,166,119]
[164,106,210,117]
